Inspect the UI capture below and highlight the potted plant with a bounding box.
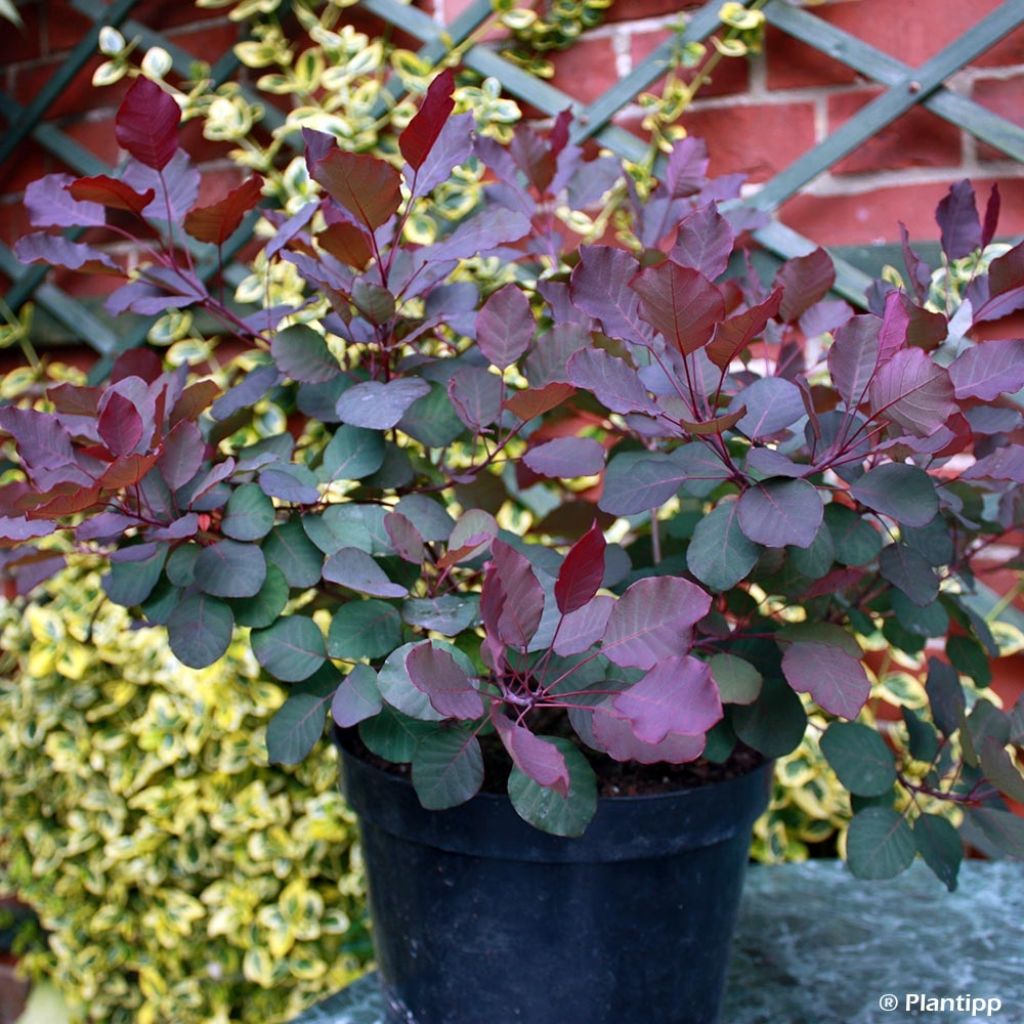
[3,73,1024,1024]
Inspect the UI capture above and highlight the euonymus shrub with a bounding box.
[4,74,1024,886]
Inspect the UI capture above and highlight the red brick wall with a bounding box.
[3,0,1024,267]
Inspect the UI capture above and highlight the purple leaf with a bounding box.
[828,314,880,408]
[411,112,476,198]
[15,233,119,273]
[774,248,835,323]
[0,408,76,474]
[868,348,956,437]
[782,642,870,719]
[423,207,530,265]
[935,179,981,260]
[211,365,280,421]
[400,68,455,171]
[258,465,320,504]
[384,511,425,564]
[332,664,383,728]
[971,240,1024,323]
[553,595,614,656]
[569,246,654,347]
[105,281,195,317]
[149,514,199,541]
[706,289,783,370]
[336,379,431,429]
[602,576,710,669]
[591,702,706,764]
[663,136,709,198]
[122,149,200,220]
[850,463,938,527]
[879,543,939,607]
[265,201,317,260]
[949,339,1024,400]
[447,367,503,431]
[554,522,606,615]
[737,478,823,549]
[487,540,546,651]
[523,437,605,478]
[566,348,659,416]
[670,203,734,280]
[899,223,932,303]
[612,655,722,744]
[406,641,484,720]
[157,420,203,490]
[600,446,730,516]
[981,183,1001,249]
[492,713,570,795]
[878,289,910,365]
[98,392,143,456]
[0,516,55,541]
[962,445,1024,483]
[115,77,180,171]
[631,261,725,355]
[731,377,805,439]
[25,173,105,228]
[477,284,534,369]
[323,546,408,598]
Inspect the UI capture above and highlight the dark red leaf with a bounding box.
[318,219,374,269]
[631,261,725,355]
[706,288,782,369]
[774,248,835,323]
[98,453,159,489]
[555,522,606,615]
[98,393,144,456]
[549,107,573,159]
[67,175,154,215]
[406,642,484,719]
[504,382,576,420]
[111,348,163,385]
[488,540,545,651]
[399,68,456,171]
[981,183,1001,249]
[115,77,181,171]
[307,147,401,232]
[935,179,981,260]
[184,176,264,246]
[492,711,570,795]
[170,379,220,427]
[46,383,101,416]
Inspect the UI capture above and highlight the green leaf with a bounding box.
[229,563,289,628]
[262,520,323,589]
[139,575,178,625]
[266,668,340,764]
[376,641,475,721]
[731,674,806,758]
[901,706,939,763]
[978,737,1024,803]
[166,543,199,586]
[402,595,479,635]
[328,600,402,660]
[319,425,385,482]
[302,505,375,555]
[398,381,465,448]
[963,806,1024,859]
[820,722,897,797]
[251,615,326,682]
[913,813,962,892]
[221,483,276,541]
[850,463,938,527]
[788,521,834,580]
[195,539,267,598]
[358,705,433,763]
[891,592,949,637]
[332,664,383,728]
[925,657,964,736]
[687,500,761,591]
[103,544,167,606]
[411,729,484,809]
[846,807,916,880]
[271,323,340,384]
[168,592,234,668]
[709,653,762,705]
[508,737,597,837]
[946,634,992,686]
[823,505,882,566]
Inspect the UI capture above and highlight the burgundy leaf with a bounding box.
[97,393,143,456]
[566,348,659,416]
[554,522,606,615]
[488,540,545,651]
[737,477,823,549]
[670,203,734,280]
[782,642,870,719]
[774,248,835,323]
[477,284,534,369]
[406,642,484,719]
[384,511,425,564]
[67,175,154,215]
[184,175,264,246]
[307,145,401,232]
[318,217,374,270]
[157,420,203,490]
[981,183,1001,249]
[492,712,570,795]
[522,437,605,478]
[868,348,956,437]
[46,383,101,416]
[400,68,456,171]
[899,223,932,303]
[98,453,158,489]
[631,261,725,355]
[448,366,503,431]
[591,704,705,764]
[569,245,654,346]
[15,233,120,274]
[265,200,317,260]
[949,339,1024,400]
[706,289,782,369]
[411,112,476,198]
[602,576,710,669]
[828,314,880,409]
[612,655,722,744]
[25,173,105,228]
[504,382,576,421]
[553,595,614,656]
[115,77,181,171]
[935,179,981,260]
[111,348,163,385]
[171,379,220,427]
[877,289,909,365]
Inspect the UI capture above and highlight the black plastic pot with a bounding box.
[338,730,772,1024]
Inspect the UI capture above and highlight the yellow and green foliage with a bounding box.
[0,568,368,1024]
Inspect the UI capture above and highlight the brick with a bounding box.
[972,76,1024,162]
[0,200,33,248]
[13,57,130,121]
[621,100,816,184]
[548,36,619,105]
[827,88,962,174]
[0,137,52,195]
[0,1,43,65]
[43,0,94,53]
[631,29,749,98]
[164,19,241,64]
[122,1,231,30]
[780,176,1024,247]
[765,24,858,90]
[59,113,123,168]
[604,0,703,24]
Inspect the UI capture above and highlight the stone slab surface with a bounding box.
[291,861,1024,1024]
